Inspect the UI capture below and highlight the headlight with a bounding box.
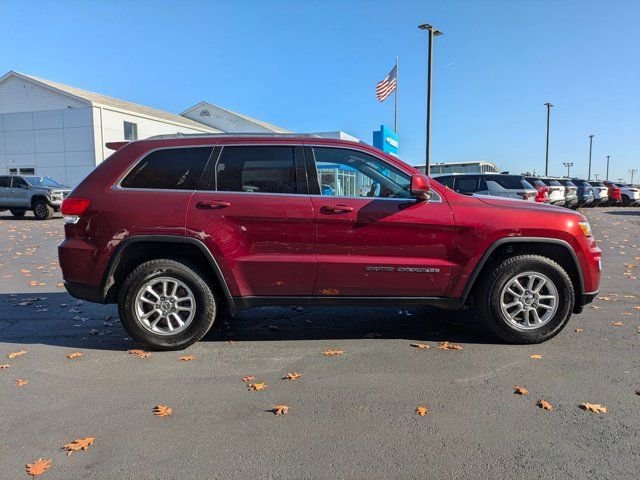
[578,221,593,237]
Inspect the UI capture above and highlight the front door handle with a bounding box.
[196,200,231,210]
[321,204,354,213]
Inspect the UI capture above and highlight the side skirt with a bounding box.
[233,296,464,311]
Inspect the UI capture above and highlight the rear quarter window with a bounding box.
[0,176,10,188]
[121,147,213,190]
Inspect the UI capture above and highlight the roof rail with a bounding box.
[144,132,346,141]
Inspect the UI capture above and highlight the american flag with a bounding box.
[376,65,397,102]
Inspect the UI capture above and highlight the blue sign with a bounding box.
[372,125,399,157]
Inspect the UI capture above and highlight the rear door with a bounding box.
[307,145,454,297]
[0,176,10,207]
[187,144,316,297]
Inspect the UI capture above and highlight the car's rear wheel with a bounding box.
[621,195,630,207]
[10,209,26,217]
[118,258,217,350]
[32,200,54,220]
[475,255,574,343]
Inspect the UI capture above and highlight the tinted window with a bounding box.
[11,177,28,188]
[558,180,576,187]
[122,147,212,190]
[487,175,532,189]
[436,176,454,188]
[541,179,562,187]
[525,177,545,188]
[124,121,138,141]
[454,177,479,193]
[0,176,10,188]
[215,146,296,194]
[588,181,605,187]
[313,147,410,198]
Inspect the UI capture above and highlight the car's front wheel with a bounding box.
[118,258,217,350]
[475,255,574,343]
[32,200,54,220]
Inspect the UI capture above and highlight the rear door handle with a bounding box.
[321,204,354,213]
[196,200,231,210]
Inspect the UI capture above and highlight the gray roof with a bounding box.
[7,71,220,132]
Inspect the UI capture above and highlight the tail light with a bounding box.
[61,197,90,224]
[611,187,621,200]
[535,187,549,203]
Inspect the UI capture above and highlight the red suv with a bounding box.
[58,135,601,350]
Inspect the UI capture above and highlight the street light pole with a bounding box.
[605,155,611,181]
[587,134,594,180]
[630,169,638,184]
[563,162,574,178]
[418,23,443,176]
[544,103,553,176]
[594,173,600,181]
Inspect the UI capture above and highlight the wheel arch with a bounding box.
[102,235,236,312]
[463,238,584,310]
[30,194,50,207]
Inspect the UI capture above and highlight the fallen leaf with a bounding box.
[634,306,640,311]
[241,375,255,382]
[323,349,344,356]
[416,406,428,416]
[15,378,28,387]
[26,458,51,476]
[537,399,553,411]
[410,343,430,349]
[273,404,289,415]
[530,354,542,359]
[575,328,584,333]
[611,321,624,327]
[62,437,94,456]
[590,306,604,310]
[66,352,83,359]
[0,364,9,369]
[248,383,267,391]
[178,355,197,361]
[56,282,64,288]
[438,341,463,350]
[514,386,529,395]
[283,372,302,381]
[153,404,173,417]
[579,402,608,413]
[127,349,151,358]
[8,349,27,359]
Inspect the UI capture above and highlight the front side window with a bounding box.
[11,177,29,189]
[121,147,212,190]
[214,146,297,194]
[313,147,411,198]
[124,121,138,141]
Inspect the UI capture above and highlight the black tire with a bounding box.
[474,255,574,344]
[621,195,630,207]
[10,209,26,217]
[118,258,217,350]
[32,200,54,220]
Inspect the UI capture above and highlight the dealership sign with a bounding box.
[372,125,399,157]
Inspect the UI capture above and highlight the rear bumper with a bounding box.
[64,281,105,304]
[575,289,598,314]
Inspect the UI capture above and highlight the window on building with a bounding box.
[214,146,297,194]
[313,147,411,198]
[9,167,35,175]
[124,121,138,141]
[121,147,212,190]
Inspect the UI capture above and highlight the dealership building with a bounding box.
[0,71,297,185]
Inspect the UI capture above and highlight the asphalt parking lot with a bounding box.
[1,208,639,479]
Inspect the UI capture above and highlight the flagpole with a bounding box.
[394,56,398,134]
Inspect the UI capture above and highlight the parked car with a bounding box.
[59,135,602,350]
[435,173,537,201]
[571,179,595,207]
[0,175,71,219]
[522,177,550,204]
[612,183,640,206]
[603,182,623,206]
[525,177,566,207]
[587,181,609,206]
[555,179,579,209]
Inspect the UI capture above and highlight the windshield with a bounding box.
[24,176,65,188]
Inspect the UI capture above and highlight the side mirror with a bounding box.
[410,174,431,200]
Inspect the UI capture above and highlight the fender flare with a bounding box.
[460,237,585,302]
[102,235,236,311]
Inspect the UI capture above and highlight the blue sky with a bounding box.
[1,0,638,181]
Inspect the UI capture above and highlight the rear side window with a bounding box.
[121,147,212,190]
[488,175,532,189]
[0,176,10,188]
[454,177,479,193]
[215,146,297,194]
[542,179,562,187]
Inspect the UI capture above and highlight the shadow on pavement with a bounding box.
[605,209,640,216]
[1,291,498,351]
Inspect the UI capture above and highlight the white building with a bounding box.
[0,71,291,185]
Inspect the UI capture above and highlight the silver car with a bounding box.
[0,175,71,220]
[434,173,538,201]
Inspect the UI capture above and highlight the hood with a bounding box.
[473,194,578,214]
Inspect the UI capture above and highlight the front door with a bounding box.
[307,146,455,297]
[8,177,31,207]
[187,144,316,297]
